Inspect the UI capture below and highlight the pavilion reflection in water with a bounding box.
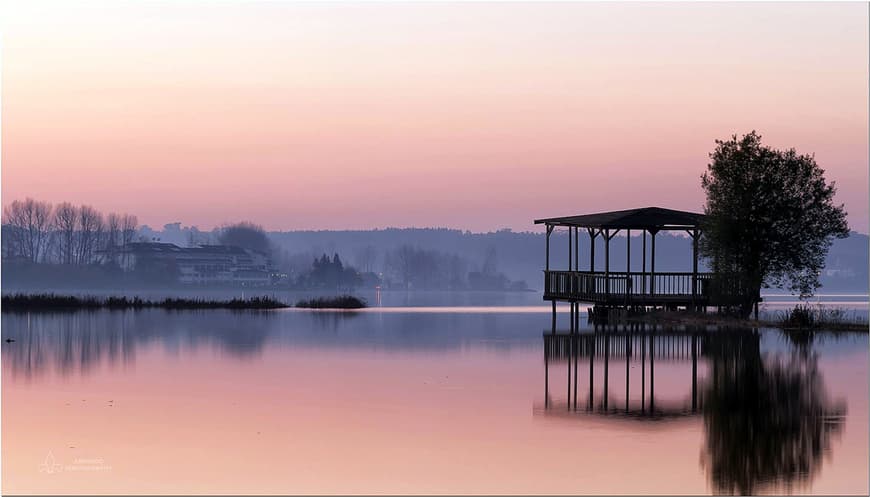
[538,325,849,495]
[541,325,712,417]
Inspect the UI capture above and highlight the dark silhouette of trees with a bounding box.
[218,222,271,254]
[101,212,139,268]
[53,202,78,264]
[2,198,53,262]
[75,205,104,265]
[701,335,845,495]
[1,198,139,268]
[701,131,849,316]
[299,253,363,289]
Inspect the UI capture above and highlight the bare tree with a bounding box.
[120,214,138,247]
[104,213,122,265]
[53,202,79,264]
[218,222,271,254]
[1,224,21,259]
[76,205,104,265]
[119,213,138,269]
[2,198,53,263]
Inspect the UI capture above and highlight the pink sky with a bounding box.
[2,2,868,232]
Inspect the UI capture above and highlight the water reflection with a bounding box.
[1,310,541,378]
[541,326,847,494]
[2,311,284,378]
[1,310,862,494]
[542,327,709,417]
[701,336,846,495]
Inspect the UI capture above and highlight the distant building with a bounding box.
[109,242,273,286]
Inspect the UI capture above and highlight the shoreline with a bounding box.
[0,294,291,312]
[2,293,867,332]
[619,309,869,333]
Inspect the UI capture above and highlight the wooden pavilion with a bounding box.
[535,207,754,326]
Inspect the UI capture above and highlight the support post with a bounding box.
[573,336,578,410]
[545,224,554,300]
[588,228,596,272]
[649,230,658,295]
[642,230,647,295]
[545,224,553,271]
[570,303,574,334]
[626,229,631,306]
[625,335,630,412]
[575,301,580,330]
[691,229,699,310]
[544,339,549,408]
[641,328,646,412]
[567,227,574,301]
[649,331,655,412]
[603,334,610,411]
[574,227,579,275]
[568,226,572,271]
[604,229,610,300]
[567,333,572,408]
[551,301,556,334]
[691,333,697,412]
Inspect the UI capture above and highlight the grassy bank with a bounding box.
[774,304,868,331]
[1,293,289,311]
[295,295,367,309]
[619,305,867,332]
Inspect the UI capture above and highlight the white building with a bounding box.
[113,242,273,286]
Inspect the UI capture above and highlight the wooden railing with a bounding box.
[543,270,747,305]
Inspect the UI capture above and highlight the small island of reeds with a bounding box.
[1,293,289,312]
[295,295,367,309]
[617,304,868,332]
[775,304,868,332]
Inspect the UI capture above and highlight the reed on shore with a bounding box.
[295,295,367,309]
[774,304,868,331]
[1,293,289,311]
[619,304,867,332]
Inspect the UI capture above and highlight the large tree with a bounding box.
[218,221,272,254]
[700,131,849,316]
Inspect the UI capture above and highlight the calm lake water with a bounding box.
[2,305,868,494]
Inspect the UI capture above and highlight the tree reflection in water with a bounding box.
[1,310,276,378]
[541,326,850,495]
[700,331,846,495]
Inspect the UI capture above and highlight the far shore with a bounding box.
[0,293,368,312]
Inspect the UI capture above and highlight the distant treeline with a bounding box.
[4,197,868,293]
[140,224,868,293]
[141,223,532,291]
[268,228,869,293]
[284,249,525,291]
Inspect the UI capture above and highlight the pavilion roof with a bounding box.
[534,207,705,231]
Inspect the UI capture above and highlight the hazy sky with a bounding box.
[2,1,867,232]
